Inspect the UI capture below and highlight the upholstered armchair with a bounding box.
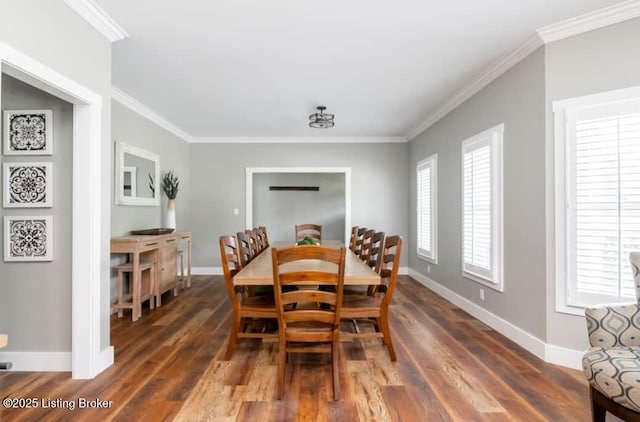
[583,252,640,421]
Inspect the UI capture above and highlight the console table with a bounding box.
[111,231,192,309]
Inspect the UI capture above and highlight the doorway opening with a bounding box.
[245,167,351,243]
[0,43,106,378]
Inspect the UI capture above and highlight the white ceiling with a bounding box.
[93,0,628,140]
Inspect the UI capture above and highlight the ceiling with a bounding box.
[93,0,628,140]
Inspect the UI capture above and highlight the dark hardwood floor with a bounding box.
[0,275,590,421]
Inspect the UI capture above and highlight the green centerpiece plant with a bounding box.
[297,236,319,246]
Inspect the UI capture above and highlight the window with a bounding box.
[417,154,437,263]
[462,124,504,291]
[554,86,640,314]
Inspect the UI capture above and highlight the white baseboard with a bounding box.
[407,268,582,369]
[192,266,222,275]
[545,344,584,371]
[97,346,114,374]
[399,266,408,275]
[0,351,71,372]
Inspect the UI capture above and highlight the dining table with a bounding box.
[233,240,380,286]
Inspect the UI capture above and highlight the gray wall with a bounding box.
[0,2,112,352]
[0,75,73,352]
[253,173,345,243]
[409,48,547,340]
[188,142,408,268]
[111,101,191,236]
[110,101,191,302]
[545,17,640,351]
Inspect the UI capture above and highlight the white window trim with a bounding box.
[553,85,640,316]
[461,124,504,292]
[417,154,437,264]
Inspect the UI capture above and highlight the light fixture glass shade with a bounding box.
[309,106,335,128]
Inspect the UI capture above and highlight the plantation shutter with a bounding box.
[463,141,492,280]
[417,157,435,259]
[569,105,640,303]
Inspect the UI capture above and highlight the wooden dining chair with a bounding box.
[352,227,367,257]
[271,245,346,400]
[341,235,402,361]
[369,231,385,272]
[220,235,277,360]
[349,226,359,252]
[236,231,253,267]
[254,227,267,252]
[258,226,270,248]
[359,229,375,264]
[295,223,322,242]
[245,228,261,256]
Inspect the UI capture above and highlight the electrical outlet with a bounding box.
[233,208,239,215]
[480,289,485,301]
[427,265,431,273]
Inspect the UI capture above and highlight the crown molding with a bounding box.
[407,35,543,140]
[408,0,640,140]
[537,0,640,43]
[64,0,129,42]
[190,136,407,144]
[112,87,405,144]
[111,86,192,142]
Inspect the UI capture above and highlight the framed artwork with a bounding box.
[3,162,53,208]
[4,216,53,261]
[3,110,53,155]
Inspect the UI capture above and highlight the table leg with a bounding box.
[187,237,192,288]
[132,253,140,321]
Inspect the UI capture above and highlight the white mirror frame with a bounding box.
[115,142,160,206]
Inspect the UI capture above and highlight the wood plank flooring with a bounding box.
[0,275,591,421]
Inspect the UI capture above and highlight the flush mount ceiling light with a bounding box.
[308,106,335,129]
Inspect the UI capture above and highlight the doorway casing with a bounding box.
[0,41,109,378]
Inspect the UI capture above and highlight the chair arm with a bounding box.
[585,303,640,348]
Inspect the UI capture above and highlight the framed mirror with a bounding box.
[115,142,160,206]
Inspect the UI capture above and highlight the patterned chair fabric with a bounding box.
[583,252,640,413]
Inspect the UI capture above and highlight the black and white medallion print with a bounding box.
[3,110,52,155]
[4,216,53,261]
[4,163,52,207]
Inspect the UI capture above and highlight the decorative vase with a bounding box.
[166,199,176,229]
